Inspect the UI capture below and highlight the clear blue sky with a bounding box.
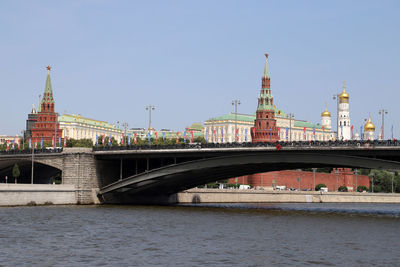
[1,0,399,138]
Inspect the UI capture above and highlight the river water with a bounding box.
[1,203,399,266]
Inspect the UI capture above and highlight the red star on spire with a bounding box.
[46,66,51,71]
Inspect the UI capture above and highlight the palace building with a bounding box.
[204,54,334,143]
[31,66,63,142]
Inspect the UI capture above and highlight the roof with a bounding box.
[58,114,119,130]
[41,73,55,104]
[294,120,322,129]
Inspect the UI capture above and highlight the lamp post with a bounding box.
[31,139,34,184]
[232,100,241,143]
[20,130,25,150]
[355,169,358,192]
[122,122,128,145]
[333,93,339,140]
[312,168,317,191]
[335,169,339,192]
[288,113,294,142]
[146,105,156,133]
[54,113,59,148]
[371,173,375,193]
[378,109,388,140]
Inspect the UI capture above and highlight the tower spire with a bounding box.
[41,66,55,106]
[263,53,270,78]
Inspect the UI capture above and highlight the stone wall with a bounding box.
[0,184,77,206]
[229,169,370,192]
[177,188,400,203]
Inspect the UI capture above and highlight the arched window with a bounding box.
[344,121,346,126]
[340,121,342,126]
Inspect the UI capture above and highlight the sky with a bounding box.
[1,0,400,138]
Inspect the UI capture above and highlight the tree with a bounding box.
[357,185,368,192]
[338,186,348,192]
[315,183,327,191]
[369,170,395,193]
[12,163,20,184]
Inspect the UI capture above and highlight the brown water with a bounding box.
[0,203,399,266]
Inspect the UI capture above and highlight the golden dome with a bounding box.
[364,117,375,132]
[339,88,349,101]
[321,108,331,117]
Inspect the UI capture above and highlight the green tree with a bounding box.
[369,170,395,193]
[12,163,20,184]
[338,186,348,192]
[357,185,368,192]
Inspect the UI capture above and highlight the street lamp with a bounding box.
[20,130,25,150]
[333,93,339,140]
[54,112,59,148]
[378,109,388,140]
[232,100,241,142]
[288,113,294,142]
[355,169,358,192]
[312,168,317,191]
[122,122,128,145]
[146,105,156,133]
[371,173,375,193]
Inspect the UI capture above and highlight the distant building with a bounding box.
[31,67,62,142]
[0,135,21,145]
[25,104,38,139]
[363,116,375,141]
[338,83,351,140]
[203,54,334,143]
[58,114,123,143]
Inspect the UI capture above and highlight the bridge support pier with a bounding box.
[62,148,101,204]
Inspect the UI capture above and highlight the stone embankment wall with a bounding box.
[0,184,77,206]
[177,188,400,204]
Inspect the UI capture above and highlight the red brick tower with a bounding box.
[31,66,62,142]
[251,53,279,143]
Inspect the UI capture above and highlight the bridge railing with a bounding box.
[0,148,63,156]
[92,139,400,152]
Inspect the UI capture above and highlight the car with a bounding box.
[302,188,312,191]
[289,187,297,191]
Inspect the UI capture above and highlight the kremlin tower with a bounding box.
[31,66,62,143]
[338,82,351,140]
[363,115,375,141]
[251,53,279,143]
[321,104,332,130]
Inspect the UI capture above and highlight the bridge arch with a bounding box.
[0,158,62,184]
[100,152,400,200]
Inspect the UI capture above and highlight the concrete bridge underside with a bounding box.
[99,152,400,204]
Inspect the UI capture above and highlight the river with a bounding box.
[0,203,399,266]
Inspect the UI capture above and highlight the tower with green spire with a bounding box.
[251,53,279,143]
[31,66,62,142]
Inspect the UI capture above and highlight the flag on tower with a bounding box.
[213,129,216,142]
[245,128,248,142]
[205,129,208,143]
[102,134,105,147]
[96,134,98,146]
[360,126,363,141]
[269,128,272,141]
[313,127,315,140]
[128,133,131,146]
[40,137,43,149]
[162,132,166,143]
[108,134,111,146]
[391,125,394,141]
[184,131,187,143]
[64,137,67,147]
[59,137,61,147]
[17,139,20,150]
[176,132,179,144]
[29,138,32,149]
[155,132,158,143]
[303,127,306,141]
[148,132,151,145]
[221,128,224,143]
[236,128,239,142]
[286,128,288,141]
[134,133,137,144]
[6,140,9,151]
[190,130,194,143]
[52,136,54,147]
[121,134,124,145]
[12,140,15,150]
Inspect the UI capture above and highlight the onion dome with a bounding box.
[339,88,349,101]
[321,108,331,117]
[364,116,375,132]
